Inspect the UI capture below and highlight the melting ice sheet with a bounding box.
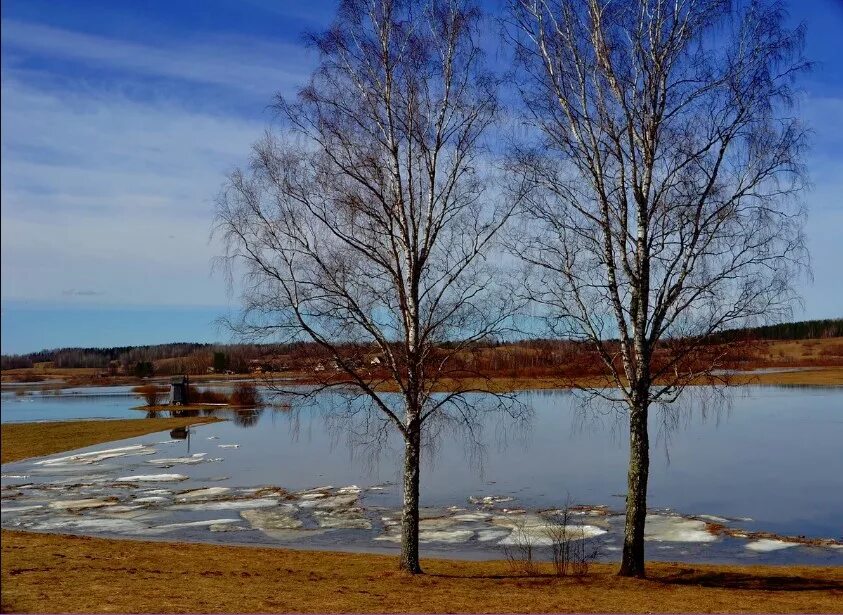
[3,386,843,565]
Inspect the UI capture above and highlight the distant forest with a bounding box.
[1,318,840,373]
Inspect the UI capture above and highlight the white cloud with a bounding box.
[0,79,265,305]
[1,19,313,96]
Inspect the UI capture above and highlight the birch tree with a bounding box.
[506,0,809,576]
[215,0,518,574]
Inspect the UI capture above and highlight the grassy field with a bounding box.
[1,531,841,613]
[0,417,221,464]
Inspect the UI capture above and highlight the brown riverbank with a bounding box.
[2,531,841,613]
[0,417,221,464]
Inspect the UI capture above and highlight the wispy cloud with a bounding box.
[1,19,314,97]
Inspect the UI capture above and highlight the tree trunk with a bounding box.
[399,422,422,574]
[619,401,649,577]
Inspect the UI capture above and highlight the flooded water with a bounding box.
[2,385,842,565]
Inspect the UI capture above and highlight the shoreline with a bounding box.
[0,417,222,464]
[2,414,842,612]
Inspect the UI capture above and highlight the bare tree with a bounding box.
[506,0,809,577]
[215,0,521,574]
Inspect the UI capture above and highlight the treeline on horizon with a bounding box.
[1,318,840,373]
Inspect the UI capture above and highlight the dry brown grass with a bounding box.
[1,531,841,613]
[0,417,221,464]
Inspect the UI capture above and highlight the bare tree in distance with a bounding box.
[215,0,524,574]
[505,0,810,577]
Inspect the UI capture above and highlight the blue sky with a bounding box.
[1,0,842,354]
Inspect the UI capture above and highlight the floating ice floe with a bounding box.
[210,523,250,532]
[476,529,510,542]
[146,453,208,466]
[696,514,730,523]
[241,506,302,530]
[149,518,241,532]
[0,474,29,479]
[175,487,231,501]
[207,436,220,440]
[34,445,154,466]
[469,495,515,506]
[745,539,797,552]
[299,494,358,509]
[313,509,372,529]
[336,485,362,494]
[115,474,189,483]
[48,498,117,511]
[133,496,171,505]
[644,514,717,543]
[170,498,279,511]
[376,528,475,543]
[218,444,239,449]
[452,512,493,523]
[0,504,44,514]
[24,517,146,534]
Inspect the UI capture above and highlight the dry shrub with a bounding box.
[502,517,538,576]
[544,506,602,577]
[132,384,167,406]
[186,385,228,404]
[230,383,261,407]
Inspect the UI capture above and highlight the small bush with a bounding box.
[230,383,261,407]
[133,384,167,406]
[186,385,228,404]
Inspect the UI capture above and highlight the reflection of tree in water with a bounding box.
[145,410,160,419]
[232,407,264,428]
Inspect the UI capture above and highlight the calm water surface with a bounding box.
[2,385,841,564]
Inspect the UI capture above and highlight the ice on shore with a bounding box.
[745,539,797,552]
[644,515,717,543]
[175,487,231,501]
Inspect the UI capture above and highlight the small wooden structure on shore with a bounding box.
[170,375,189,405]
